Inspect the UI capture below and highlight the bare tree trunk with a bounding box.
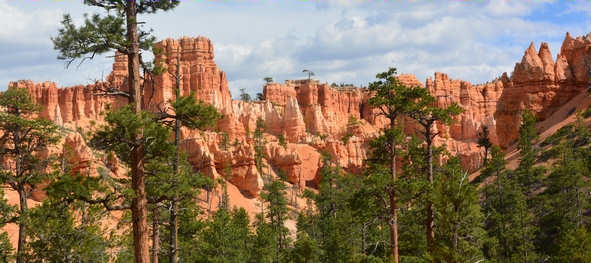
[151,207,160,263]
[388,121,399,263]
[126,1,149,262]
[16,188,27,263]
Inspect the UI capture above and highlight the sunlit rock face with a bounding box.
[14,33,590,213]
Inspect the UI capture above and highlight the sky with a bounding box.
[1,0,590,97]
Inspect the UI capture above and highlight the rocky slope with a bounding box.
[6,32,590,217]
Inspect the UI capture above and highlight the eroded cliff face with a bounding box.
[12,33,590,214]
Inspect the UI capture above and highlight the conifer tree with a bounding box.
[367,67,426,263]
[23,199,111,262]
[297,153,362,262]
[481,147,537,262]
[515,110,544,189]
[408,90,462,250]
[53,1,181,261]
[196,208,252,263]
[0,188,15,261]
[0,87,60,263]
[431,158,485,262]
[477,125,492,166]
[538,134,591,260]
[158,60,220,263]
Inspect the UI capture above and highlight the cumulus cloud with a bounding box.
[0,0,587,97]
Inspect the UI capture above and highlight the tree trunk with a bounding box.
[425,128,435,252]
[131,144,149,263]
[16,188,27,263]
[388,121,399,263]
[126,1,150,262]
[151,207,160,263]
[169,61,181,263]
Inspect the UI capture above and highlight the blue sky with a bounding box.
[0,0,590,97]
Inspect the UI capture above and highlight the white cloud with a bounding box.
[0,0,585,94]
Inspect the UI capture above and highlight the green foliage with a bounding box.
[240,88,252,102]
[195,208,252,263]
[301,155,362,262]
[52,0,179,67]
[515,110,544,189]
[341,132,353,144]
[477,125,492,166]
[253,175,291,263]
[0,87,61,261]
[537,139,591,258]
[278,134,288,149]
[432,158,486,263]
[23,200,111,262]
[170,92,221,130]
[220,132,231,151]
[367,67,428,121]
[554,227,591,262]
[91,105,174,165]
[481,147,537,262]
[289,232,322,263]
[0,232,12,263]
[254,117,267,177]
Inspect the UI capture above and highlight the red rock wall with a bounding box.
[12,33,590,211]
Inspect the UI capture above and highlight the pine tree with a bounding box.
[53,1,180,261]
[0,87,60,263]
[260,180,290,263]
[289,232,322,263]
[0,188,15,262]
[159,60,220,263]
[431,158,486,263]
[367,67,426,263]
[196,208,252,263]
[408,89,462,251]
[481,147,537,262]
[537,139,591,260]
[297,153,363,262]
[515,110,544,189]
[23,200,111,262]
[477,125,492,166]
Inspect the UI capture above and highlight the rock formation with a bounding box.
[7,32,590,215]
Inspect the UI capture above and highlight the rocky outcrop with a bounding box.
[495,33,590,147]
[10,33,590,214]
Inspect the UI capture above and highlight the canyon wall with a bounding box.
[9,32,590,212]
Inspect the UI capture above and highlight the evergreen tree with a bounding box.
[260,180,290,263]
[196,208,252,263]
[23,200,111,262]
[481,147,537,262]
[251,213,276,263]
[0,87,60,263]
[537,139,591,260]
[515,110,544,189]
[0,188,15,262]
[289,232,322,263]
[431,158,485,263]
[367,67,426,263]
[297,153,364,262]
[477,125,492,166]
[158,60,220,263]
[408,89,462,251]
[53,1,181,261]
[0,232,11,263]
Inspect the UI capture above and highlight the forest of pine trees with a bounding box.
[0,1,590,262]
